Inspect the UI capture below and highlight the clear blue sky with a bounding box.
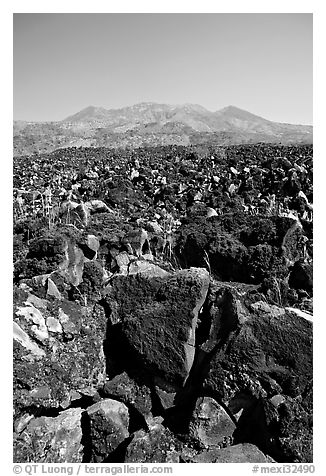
[13,13,312,124]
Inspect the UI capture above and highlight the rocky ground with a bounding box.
[13,143,313,463]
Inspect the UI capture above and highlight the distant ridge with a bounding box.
[13,102,313,156]
[62,103,311,127]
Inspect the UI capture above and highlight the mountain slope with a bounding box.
[13,103,313,156]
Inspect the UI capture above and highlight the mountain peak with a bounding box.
[215,105,272,123]
[218,105,258,115]
[63,105,109,122]
[219,105,243,112]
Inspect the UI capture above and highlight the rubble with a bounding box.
[13,143,313,463]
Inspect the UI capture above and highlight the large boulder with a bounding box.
[200,285,312,462]
[14,408,83,463]
[204,302,312,403]
[175,214,305,283]
[176,228,248,281]
[24,231,100,287]
[103,268,209,390]
[15,234,67,281]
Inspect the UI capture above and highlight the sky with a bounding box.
[13,13,312,124]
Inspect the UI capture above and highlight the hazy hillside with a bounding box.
[13,102,313,156]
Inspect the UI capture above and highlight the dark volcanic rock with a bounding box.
[201,292,312,462]
[76,260,104,302]
[204,304,312,403]
[103,267,209,389]
[233,393,313,462]
[27,234,67,262]
[199,280,252,353]
[103,372,152,419]
[289,260,313,291]
[12,142,313,464]
[276,396,313,462]
[175,215,305,283]
[177,226,248,281]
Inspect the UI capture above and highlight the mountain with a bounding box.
[13,103,313,156]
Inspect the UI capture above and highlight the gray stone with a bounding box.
[13,408,83,463]
[46,316,63,333]
[58,242,84,286]
[14,297,106,411]
[115,251,131,274]
[47,278,62,300]
[128,260,169,278]
[26,294,47,310]
[14,413,34,433]
[270,394,286,408]
[189,397,236,447]
[87,234,100,255]
[285,307,313,323]
[87,398,130,462]
[251,300,286,317]
[125,423,181,463]
[16,303,49,341]
[193,443,271,463]
[13,321,45,358]
[200,281,251,353]
[154,386,176,410]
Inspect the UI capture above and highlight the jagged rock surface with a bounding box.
[14,408,84,463]
[13,143,313,464]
